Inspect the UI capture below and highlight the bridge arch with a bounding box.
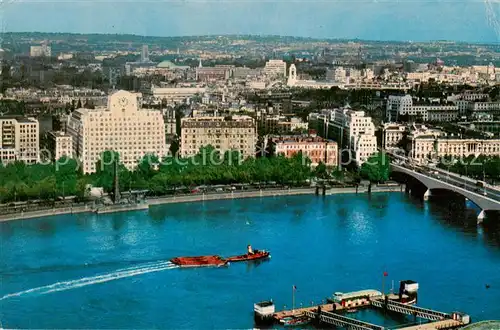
[391,164,500,223]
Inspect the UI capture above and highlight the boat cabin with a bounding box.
[332,290,382,308]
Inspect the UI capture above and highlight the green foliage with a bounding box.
[95,150,120,193]
[314,162,328,179]
[360,152,391,183]
[0,147,315,204]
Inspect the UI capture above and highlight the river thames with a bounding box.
[1,192,499,329]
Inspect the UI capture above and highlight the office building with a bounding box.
[309,107,377,165]
[30,43,51,57]
[263,60,287,77]
[141,45,149,63]
[152,87,206,104]
[0,116,39,164]
[382,123,406,149]
[66,90,166,173]
[47,131,73,161]
[386,95,459,122]
[196,67,230,82]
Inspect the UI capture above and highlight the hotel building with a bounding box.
[180,116,257,159]
[269,135,338,167]
[66,90,166,173]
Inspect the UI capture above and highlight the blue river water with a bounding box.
[1,192,500,329]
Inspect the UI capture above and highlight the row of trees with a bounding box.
[0,146,393,204]
[0,146,314,203]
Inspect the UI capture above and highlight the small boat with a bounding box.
[280,316,310,327]
[226,245,271,262]
[170,255,229,268]
[226,250,270,262]
[347,309,358,313]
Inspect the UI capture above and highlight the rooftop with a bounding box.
[270,135,335,144]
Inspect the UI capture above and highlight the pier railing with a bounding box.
[304,310,384,330]
[370,298,450,321]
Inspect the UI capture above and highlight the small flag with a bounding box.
[383,271,388,277]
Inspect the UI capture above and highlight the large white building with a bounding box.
[341,109,378,165]
[386,95,459,122]
[309,107,378,165]
[287,64,342,89]
[66,90,167,173]
[263,60,287,78]
[30,43,51,57]
[0,116,39,164]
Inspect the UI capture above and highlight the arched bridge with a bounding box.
[391,163,500,223]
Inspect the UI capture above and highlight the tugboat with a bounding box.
[226,245,271,262]
[170,255,229,268]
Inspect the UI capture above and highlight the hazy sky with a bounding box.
[2,0,499,42]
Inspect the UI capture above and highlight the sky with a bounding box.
[1,0,499,43]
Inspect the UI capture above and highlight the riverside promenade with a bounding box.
[0,184,404,222]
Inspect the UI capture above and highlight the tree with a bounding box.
[314,161,328,179]
[55,157,79,197]
[95,150,120,193]
[360,152,391,183]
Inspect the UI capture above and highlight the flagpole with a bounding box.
[292,285,295,312]
[382,274,385,296]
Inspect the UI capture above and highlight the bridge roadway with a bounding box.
[391,163,500,222]
[370,298,449,321]
[409,164,500,201]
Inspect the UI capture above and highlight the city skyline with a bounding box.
[2,0,500,43]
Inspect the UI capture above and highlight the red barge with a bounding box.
[170,245,270,268]
[170,255,229,268]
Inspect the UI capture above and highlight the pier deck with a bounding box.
[270,298,467,330]
[272,302,344,320]
[398,319,463,330]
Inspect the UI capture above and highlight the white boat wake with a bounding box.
[0,260,178,300]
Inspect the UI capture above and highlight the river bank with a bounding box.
[0,184,405,222]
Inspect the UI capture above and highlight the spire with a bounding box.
[198,58,203,68]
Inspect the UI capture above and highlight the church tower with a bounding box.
[287,64,297,86]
